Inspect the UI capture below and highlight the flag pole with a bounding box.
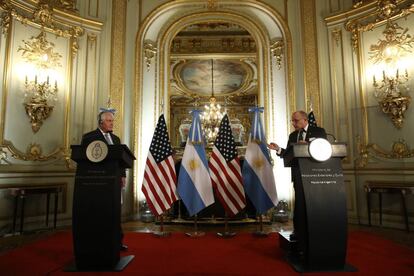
[153,214,171,237]
[253,214,268,237]
[217,212,236,238]
[186,214,205,237]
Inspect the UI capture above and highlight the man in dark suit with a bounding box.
[81,110,128,251]
[268,110,326,254]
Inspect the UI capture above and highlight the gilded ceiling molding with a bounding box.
[270,38,284,70]
[300,0,321,122]
[109,0,127,138]
[39,0,78,13]
[356,136,414,168]
[0,0,13,35]
[143,40,157,72]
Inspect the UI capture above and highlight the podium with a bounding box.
[69,144,135,271]
[280,142,355,272]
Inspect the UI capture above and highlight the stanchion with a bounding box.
[153,215,171,237]
[185,214,205,237]
[217,213,236,238]
[253,215,268,237]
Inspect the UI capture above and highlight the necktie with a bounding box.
[298,129,306,142]
[104,133,113,145]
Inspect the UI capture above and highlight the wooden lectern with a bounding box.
[279,142,356,272]
[69,144,135,271]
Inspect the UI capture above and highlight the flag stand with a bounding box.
[185,214,205,237]
[253,215,268,237]
[153,215,171,237]
[217,213,236,238]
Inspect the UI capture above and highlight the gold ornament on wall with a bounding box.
[19,31,62,69]
[357,136,414,168]
[270,38,284,70]
[369,19,414,128]
[18,31,62,133]
[144,40,157,72]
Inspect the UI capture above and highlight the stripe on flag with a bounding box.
[142,115,178,216]
[209,114,246,216]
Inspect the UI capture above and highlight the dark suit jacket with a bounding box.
[278,125,327,157]
[81,128,126,176]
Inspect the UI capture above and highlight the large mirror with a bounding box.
[169,22,258,148]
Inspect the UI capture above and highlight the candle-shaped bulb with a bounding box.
[47,76,49,84]
[35,75,38,84]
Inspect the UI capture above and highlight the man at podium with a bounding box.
[80,110,128,251]
[268,110,326,244]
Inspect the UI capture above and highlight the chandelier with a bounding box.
[200,59,224,143]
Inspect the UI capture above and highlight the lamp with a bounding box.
[369,19,414,128]
[18,31,62,133]
[200,59,223,143]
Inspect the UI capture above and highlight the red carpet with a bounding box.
[0,230,413,275]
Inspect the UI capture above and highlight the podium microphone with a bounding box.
[326,133,337,143]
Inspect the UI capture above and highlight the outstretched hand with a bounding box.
[268,142,280,151]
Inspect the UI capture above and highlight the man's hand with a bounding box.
[121,177,126,189]
[268,142,280,151]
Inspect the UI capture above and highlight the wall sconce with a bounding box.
[369,20,414,128]
[18,31,62,133]
[24,75,58,132]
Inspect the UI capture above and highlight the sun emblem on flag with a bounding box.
[188,159,199,171]
[253,157,264,169]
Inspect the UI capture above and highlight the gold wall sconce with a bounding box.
[369,19,414,128]
[18,31,62,133]
[24,75,58,132]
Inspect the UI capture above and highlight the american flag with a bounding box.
[209,114,246,216]
[142,114,178,216]
[308,110,317,127]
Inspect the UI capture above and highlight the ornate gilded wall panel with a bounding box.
[0,0,102,167]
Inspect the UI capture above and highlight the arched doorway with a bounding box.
[134,1,294,214]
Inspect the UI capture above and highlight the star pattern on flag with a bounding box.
[308,111,317,127]
[149,116,173,163]
[214,115,238,162]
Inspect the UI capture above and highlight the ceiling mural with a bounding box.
[172,59,254,97]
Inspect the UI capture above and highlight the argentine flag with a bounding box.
[177,110,215,216]
[242,107,278,214]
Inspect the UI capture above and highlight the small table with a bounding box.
[10,185,63,234]
[365,181,414,232]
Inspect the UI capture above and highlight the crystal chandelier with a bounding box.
[201,59,223,143]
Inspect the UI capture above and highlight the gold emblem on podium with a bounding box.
[86,140,108,162]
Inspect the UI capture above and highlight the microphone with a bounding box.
[326,133,337,143]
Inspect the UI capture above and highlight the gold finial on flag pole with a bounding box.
[107,96,112,108]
